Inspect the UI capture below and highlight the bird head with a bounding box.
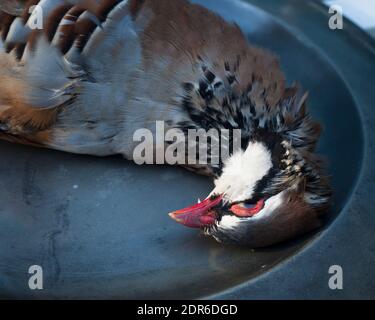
[170,86,332,247]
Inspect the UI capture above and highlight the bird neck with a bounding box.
[172,102,253,177]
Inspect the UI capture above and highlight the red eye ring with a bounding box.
[230,199,265,217]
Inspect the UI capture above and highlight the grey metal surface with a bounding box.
[0,0,373,299]
[322,0,375,40]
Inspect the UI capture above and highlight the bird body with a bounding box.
[0,0,331,247]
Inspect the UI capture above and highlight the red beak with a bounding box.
[169,194,223,228]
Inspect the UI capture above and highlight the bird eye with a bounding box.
[240,202,258,209]
[230,199,265,217]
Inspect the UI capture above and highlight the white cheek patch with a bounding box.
[212,141,273,202]
[250,190,285,221]
[219,215,241,230]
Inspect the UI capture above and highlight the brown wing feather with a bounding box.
[137,0,285,109]
[0,11,16,41]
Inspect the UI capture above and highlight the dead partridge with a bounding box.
[0,0,331,247]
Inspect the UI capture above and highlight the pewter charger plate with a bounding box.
[1,0,373,299]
